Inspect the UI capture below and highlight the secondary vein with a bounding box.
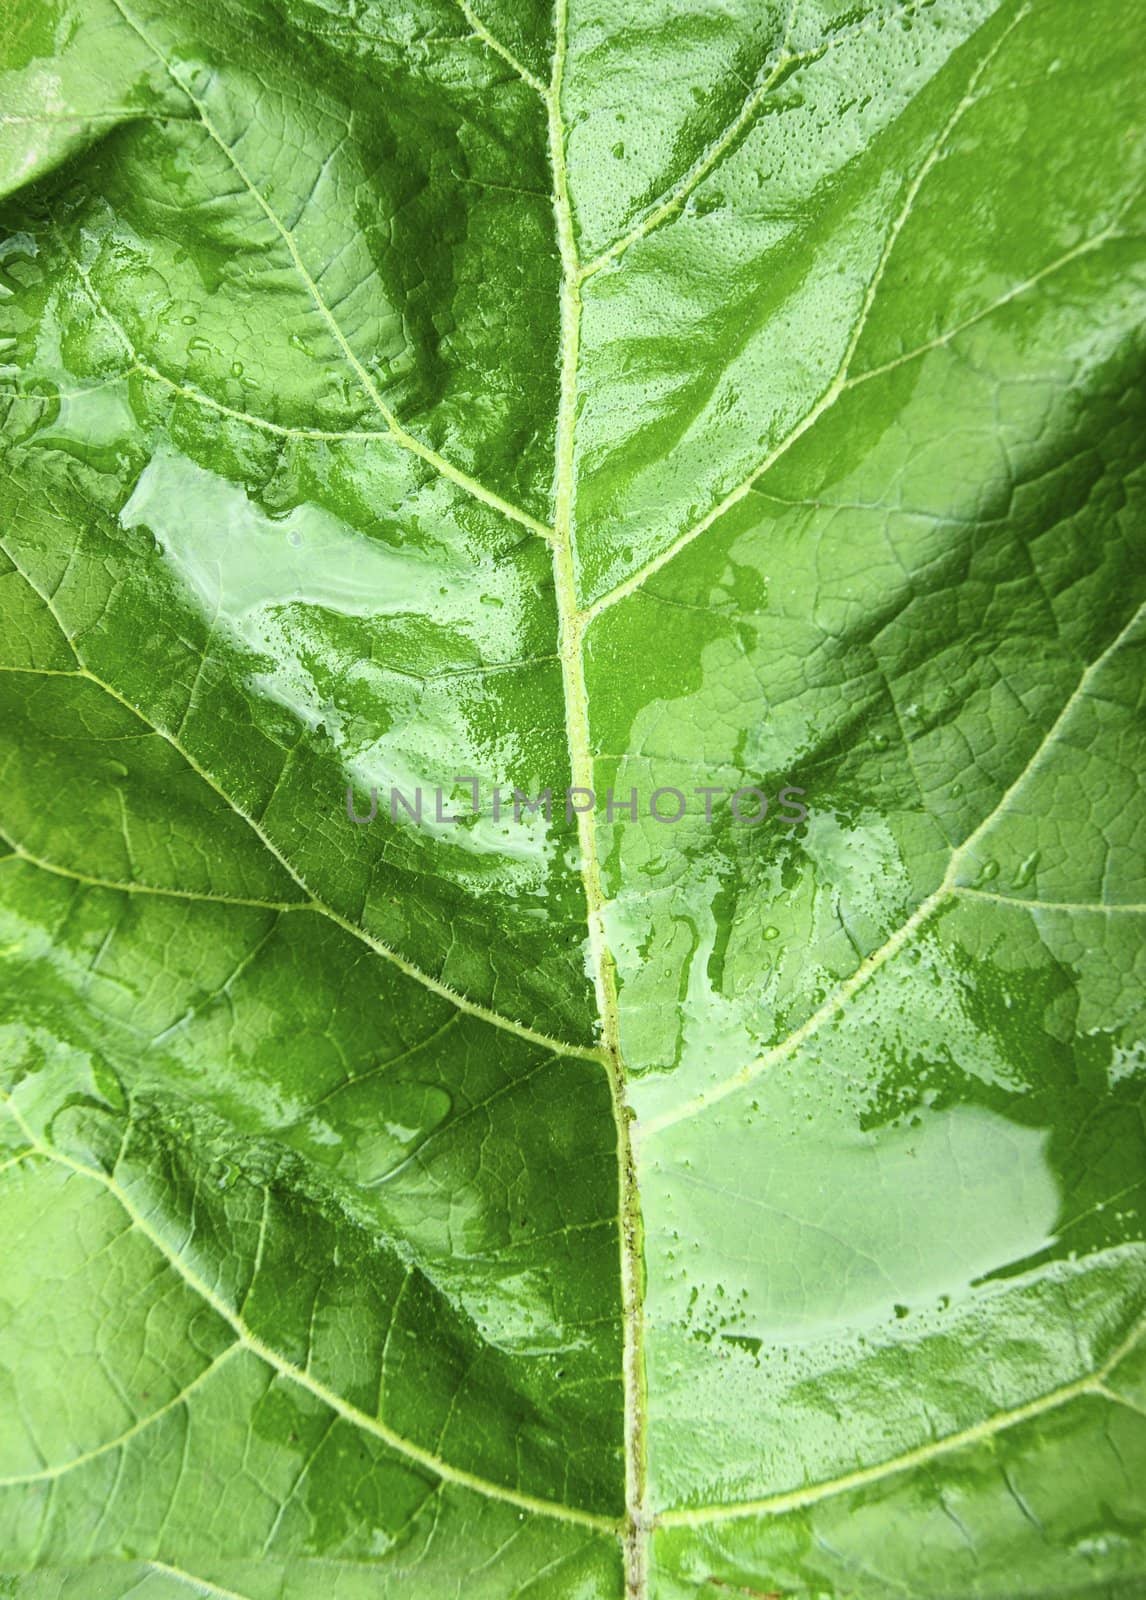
[105,0,553,542]
[456,0,547,94]
[0,540,604,1067]
[580,4,1030,624]
[149,1563,258,1600]
[657,1310,1146,1527]
[646,597,1146,1134]
[0,1099,617,1535]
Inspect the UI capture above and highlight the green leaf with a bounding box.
[1,0,1144,1595]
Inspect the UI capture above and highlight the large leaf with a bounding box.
[1,0,1144,1594]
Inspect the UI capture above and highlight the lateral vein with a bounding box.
[953,886,1146,916]
[658,1312,1146,1527]
[0,1347,240,1487]
[104,0,553,542]
[581,6,1029,624]
[646,598,1145,1133]
[0,539,604,1067]
[1,838,313,913]
[578,0,930,279]
[578,0,802,281]
[455,0,546,94]
[148,1564,258,1600]
[0,1102,617,1536]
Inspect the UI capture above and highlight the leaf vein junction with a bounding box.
[581,6,1038,623]
[0,539,603,1065]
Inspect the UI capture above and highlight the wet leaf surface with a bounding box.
[1,0,1144,1594]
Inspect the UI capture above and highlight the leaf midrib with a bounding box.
[543,0,649,1589]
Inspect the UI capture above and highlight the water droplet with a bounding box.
[977,859,1000,884]
[763,925,780,940]
[231,360,244,377]
[1013,849,1041,889]
[872,731,889,750]
[692,191,724,216]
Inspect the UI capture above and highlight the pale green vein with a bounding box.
[657,1313,1146,1527]
[578,0,802,281]
[577,0,935,279]
[580,6,1029,625]
[455,0,546,95]
[0,1347,239,1487]
[545,1,649,1589]
[3,342,400,449]
[0,662,83,677]
[299,1015,462,1117]
[0,1097,618,1535]
[954,886,1146,915]
[149,1562,257,1600]
[0,539,605,1067]
[849,224,1125,388]
[0,111,194,126]
[1097,1383,1146,1423]
[102,0,552,542]
[1,837,314,913]
[150,918,284,1048]
[646,597,1145,1134]
[573,1,960,283]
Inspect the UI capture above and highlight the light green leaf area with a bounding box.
[1,0,1144,1594]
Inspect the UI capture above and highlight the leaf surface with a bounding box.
[1,0,1144,1595]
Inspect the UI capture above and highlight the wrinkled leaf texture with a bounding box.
[1,0,1145,1595]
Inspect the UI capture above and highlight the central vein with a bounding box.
[545,5,649,1592]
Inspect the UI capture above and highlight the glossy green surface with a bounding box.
[1,0,1144,1594]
